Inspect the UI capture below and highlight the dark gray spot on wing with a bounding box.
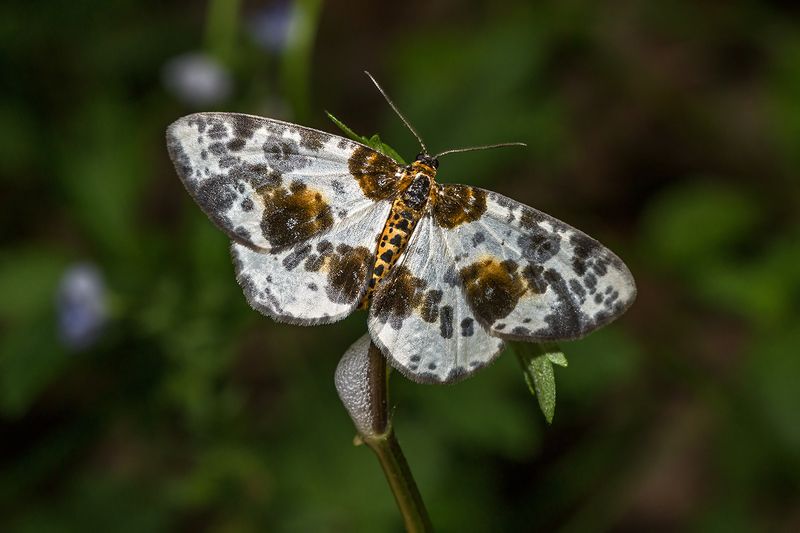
[570,234,601,277]
[304,253,324,272]
[518,228,561,263]
[331,180,345,195]
[584,272,597,293]
[282,243,312,271]
[491,192,517,210]
[234,226,251,241]
[412,366,474,385]
[420,289,443,323]
[208,122,227,139]
[521,264,548,294]
[227,138,246,151]
[299,129,325,151]
[460,317,474,337]
[195,173,238,217]
[188,115,208,133]
[208,141,226,156]
[443,265,459,287]
[233,255,284,317]
[263,139,313,173]
[229,162,281,189]
[219,154,239,169]
[593,299,628,327]
[230,114,261,140]
[439,305,454,339]
[535,268,589,339]
[569,278,586,302]
[166,133,193,184]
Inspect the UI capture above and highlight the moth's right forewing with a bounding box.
[166,112,401,252]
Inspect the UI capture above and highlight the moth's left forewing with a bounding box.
[435,185,636,341]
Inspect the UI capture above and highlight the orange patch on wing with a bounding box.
[460,257,526,324]
[432,184,487,229]
[348,146,401,201]
[258,181,333,249]
[370,265,426,319]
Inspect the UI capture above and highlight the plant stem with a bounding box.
[362,342,433,533]
[364,431,433,533]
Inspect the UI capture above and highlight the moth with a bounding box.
[166,74,636,384]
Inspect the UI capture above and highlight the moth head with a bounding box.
[414,153,439,169]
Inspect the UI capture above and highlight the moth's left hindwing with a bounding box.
[167,112,403,324]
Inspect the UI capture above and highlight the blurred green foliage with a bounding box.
[1,1,799,531]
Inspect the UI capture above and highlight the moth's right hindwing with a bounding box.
[233,200,392,325]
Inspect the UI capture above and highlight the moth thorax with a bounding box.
[402,174,432,210]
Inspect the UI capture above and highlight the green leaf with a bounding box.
[546,351,568,367]
[513,342,566,424]
[325,111,406,164]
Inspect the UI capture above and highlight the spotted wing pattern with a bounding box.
[434,185,637,341]
[166,112,401,252]
[233,200,392,325]
[368,214,505,383]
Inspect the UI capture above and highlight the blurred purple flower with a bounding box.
[56,263,107,351]
[162,52,233,107]
[247,1,292,53]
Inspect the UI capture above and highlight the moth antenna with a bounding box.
[364,70,428,155]
[435,142,527,159]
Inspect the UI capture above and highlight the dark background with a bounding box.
[2,1,799,531]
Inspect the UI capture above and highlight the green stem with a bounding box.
[363,430,433,533]
[362,342,432,532]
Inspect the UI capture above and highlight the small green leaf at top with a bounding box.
[325,111,406,164]
[513,342,567,424]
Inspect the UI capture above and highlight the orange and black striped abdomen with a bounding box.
[360,164,436,308]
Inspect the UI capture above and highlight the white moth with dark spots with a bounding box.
[166,110,636,384]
